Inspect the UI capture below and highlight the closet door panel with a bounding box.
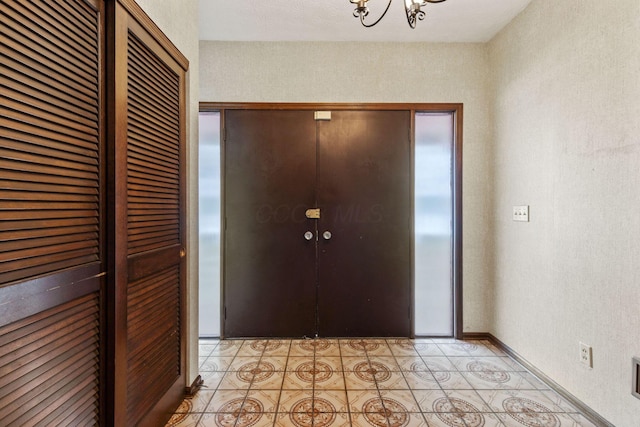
[224,110,317,338]
[317,110,412,337]
[0,0,104,424]
[111,2,188,425]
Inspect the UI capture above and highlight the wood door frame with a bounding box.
[200,102,464,339]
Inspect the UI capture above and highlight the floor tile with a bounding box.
[449,356,518,372]
[313,339,341,356]
[315,356,343,372]
[185,390,216,412]
[205,390,247,412]
[403,370,440,389]
[282,370,313,389]
[414,343,446,356]
[228,356,259,371]
[289,340,316,356]
[346,389,381,413]
[461,342,499,357]
[475,413,507,427]
[200,357,232,372]
[286,357,313,372]
[259,356,288,371]
[339,340,369,357]
[198,411,275,427]
[278,390,313,413]
[374,371,409,389]
[245,389,281,412]
[497,412,583,427]
[499,357,528,372]
[420,356,457,371]
[165,412,201,427]
[251,371,286,390]
[237,340,267,357]
[283,411,349,427]
[341,357,368,372]
[426,412,493,427]
[435,371,473,389]
[395,356,428,372]
[541,390,581,412]
[475,389,562,413]
[314,389,349,413]
[363,342,393,356]
[344,370,378,390]
[314,369,346,390]
[188,338,598,426]
[366,355,400,371]
[430,338,459,344]
[436,343,472,356]
[422,412,470,427]
[388,338,419,350]
[210,341,242,357]
[344,339,383,354]
[461,371,535,390]
[204,356,234,372]
[200,371,225,390]
[378,389,420,412]
[568,414,599,426]
[261,340,292,356]
[519,372,551,390]
[443,390,494,412]
[218,371,252,390]
[409,389,450,412]
[366,359,399,380]
[199,357,209,368]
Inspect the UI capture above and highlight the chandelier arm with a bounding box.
[423,0,447,3]
[360,0,394,28]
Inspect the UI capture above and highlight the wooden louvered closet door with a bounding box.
[110,2,188,426]
[0,0,105,425]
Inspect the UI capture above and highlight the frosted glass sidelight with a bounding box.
[414,113,453,336]
[199,112,221,337]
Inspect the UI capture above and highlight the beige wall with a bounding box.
[488,0,640,425]
[135,0,200,386]
[200,41,494,333]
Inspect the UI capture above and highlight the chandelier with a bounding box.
[350,0,447,29]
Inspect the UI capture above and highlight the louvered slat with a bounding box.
[126,32,181,256]
[0,0,101,287]
[126,266,180,423]
[0,292,100,426]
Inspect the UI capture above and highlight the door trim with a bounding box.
[200,102,463,339]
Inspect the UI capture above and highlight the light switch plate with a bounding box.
[513,205,529,222]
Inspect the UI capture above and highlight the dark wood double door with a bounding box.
[224,110,411,337]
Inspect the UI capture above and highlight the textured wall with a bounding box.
[135,0,200,386]
[488,0,640,425]
[200,41,494,333]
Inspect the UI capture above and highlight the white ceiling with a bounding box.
[198,0,533,43]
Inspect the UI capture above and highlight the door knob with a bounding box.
[304,231,314,241]
[322,231,332,240]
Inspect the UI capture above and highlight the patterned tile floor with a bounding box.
[166,338,597,427]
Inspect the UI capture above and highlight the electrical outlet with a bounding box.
[580,342,593,368]
[513,205,529,222]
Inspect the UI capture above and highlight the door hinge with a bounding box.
[224,306,227,320]
[408,305,411,319]
[223,126,227,142]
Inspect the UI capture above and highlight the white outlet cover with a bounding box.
[579,342,593,368]
[512,205,529,222]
